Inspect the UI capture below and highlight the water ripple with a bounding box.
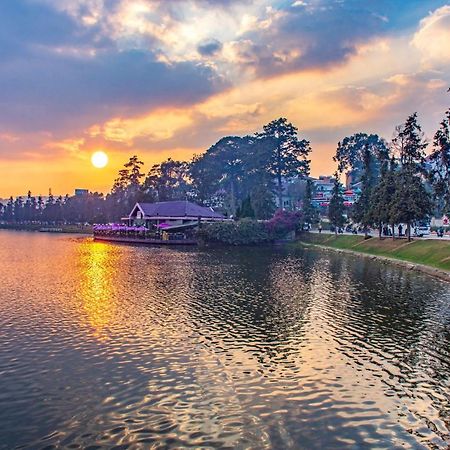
[0,232,449,449]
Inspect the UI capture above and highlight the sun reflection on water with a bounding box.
[78,241,117,338]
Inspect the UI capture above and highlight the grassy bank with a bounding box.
[297,233,450,272]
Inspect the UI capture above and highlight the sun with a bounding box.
[91,151,108,169]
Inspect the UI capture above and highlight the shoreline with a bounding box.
[0,224,92,234]
[295,239,450,283]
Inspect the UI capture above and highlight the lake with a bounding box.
[0,231,449,449]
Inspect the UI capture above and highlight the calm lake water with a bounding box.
[0,231,449,449]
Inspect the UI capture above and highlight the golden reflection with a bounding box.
[78,241,117,339]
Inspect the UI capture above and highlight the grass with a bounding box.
[298,233,450,272]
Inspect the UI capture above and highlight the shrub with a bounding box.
[265,209,302,238]
[197,219,270,245]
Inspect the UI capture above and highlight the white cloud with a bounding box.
[412,5,450,67]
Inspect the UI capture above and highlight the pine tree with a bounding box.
[389,169,432,241]
[302,179,318,227]
[394,113,427,174]
[328,175,346,235]
[429,108,450,215]
[257,118,311,209]
[250,184,275,220]
[369,158,397,239]
[352,146,375,236]
[237,196,255,219]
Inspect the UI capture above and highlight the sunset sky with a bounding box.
[1,0,450,197]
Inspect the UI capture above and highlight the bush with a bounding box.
[197,219,270,245]
[265,209,302,239]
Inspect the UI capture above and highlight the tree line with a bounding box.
[0,104,449,236]
[0,118,312,224]
[328,108,450,241]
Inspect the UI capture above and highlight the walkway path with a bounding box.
[311,229,450,241]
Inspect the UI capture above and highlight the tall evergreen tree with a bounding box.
[394,113,427,174]
[14,196,24,222]
[429,108,450,215]
[389,170,432,241]
[5,197,14,222]
[108,155,145,220]
[328,175,345,235]
[257,118,311,209]
[334,133,389,232]
[369,158,397,239]
[250,184,275,220]
[302,179,317,227]
[352,146,374,236]
[237,196,255,219]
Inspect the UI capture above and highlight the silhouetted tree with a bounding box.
[394,113,427,174]
[144,158,189,202]
[257,118,311,209]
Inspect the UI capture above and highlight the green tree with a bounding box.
[369,158,397,239]
[145,158,190,202]
[250,183,275,220]
[429,108,450,215]
[393,113,427,174]
[389,169,432,241]
[257,118,311,209]
[236,196,255,219]
[334,133,389,233]
[352,146,375,236]
[328,175,345,235]
[334,133,389,182]
[190,136,250,213]
[302,179,318,227]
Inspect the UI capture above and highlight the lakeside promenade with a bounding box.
[310,229,450,241]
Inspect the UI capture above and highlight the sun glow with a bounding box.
[91,151,108,168]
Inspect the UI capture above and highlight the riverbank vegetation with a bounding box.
[0,100,449,240]
[197,210,301,245]
[299,233,450,272]
[0,118,311,225]
[328,110,449,241]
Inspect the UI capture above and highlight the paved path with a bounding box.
[310,229,450,241]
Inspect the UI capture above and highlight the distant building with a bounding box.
[74,189,88,197]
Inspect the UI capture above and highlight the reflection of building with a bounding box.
[124,200,225,231]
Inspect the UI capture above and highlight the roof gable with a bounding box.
[132,201,223,219]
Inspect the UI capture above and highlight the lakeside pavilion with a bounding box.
[122,200,226,232]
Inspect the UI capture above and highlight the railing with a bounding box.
[93,229,193,242]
